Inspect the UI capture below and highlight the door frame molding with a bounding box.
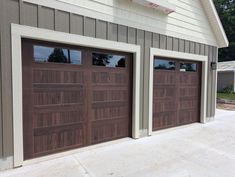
[11,23,141,167]
[148,48,208,135]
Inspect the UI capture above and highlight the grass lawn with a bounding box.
[217,92,235,101]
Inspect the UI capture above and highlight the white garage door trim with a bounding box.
[148,48,208,135]
[11,23,141,167]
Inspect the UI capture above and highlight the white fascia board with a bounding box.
[200,0,229,48]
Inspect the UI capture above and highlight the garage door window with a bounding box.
[154,58,175,70]
[34,45,82,65]
[92,53,126,68]
[180,63,197,72]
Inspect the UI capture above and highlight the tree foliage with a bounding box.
[48,48,67,63]
[214,0,235,61]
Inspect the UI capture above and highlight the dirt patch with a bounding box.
[217,103,235,111]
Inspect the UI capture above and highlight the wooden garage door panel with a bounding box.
[33,70,85,84]
[91,118,130,144]
[33,125,86,155]
[92,105,128,120]
[178,98,199,110]
[179,74,200,85]
[178,110,199,125]
[153,72,177,85]
[153,101,176,113]
[92,72,128,85]
[179,87,199,97]
[153,58,201,130]
[93,89,128,102]
[90,56,132,144]
[153,86,176,99]
[22,39,132,160]
[32,105,85,128]
[33,90,85,106]
[153,111,176,130]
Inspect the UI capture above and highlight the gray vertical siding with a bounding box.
[136,29,145,129]
[205,46,210,117]
[190,42,195,54]
[1,0,20,158]
[84,17,96,38]
[38,6,55,30]
[173,38,180,52]
[143,31,152,130]
[127,27,136,45]
[22,2,38,27]
[200,44,205,55]
[0,32,2,158]
[118,25,128,43]
[96,20,107,40]
[55,10,70,33]
[0,0,2,158]
[160,35,167,49]
[211,47,218,117]
[108,23,118,41]
[0,0,218,158]
[152,33,160,48]
[166,36,173,51]
[195,43,200,55]
[70,14,84,36]
[207,46,213,118]
[185,40,190,53]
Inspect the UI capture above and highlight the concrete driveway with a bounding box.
[1,109,235,177]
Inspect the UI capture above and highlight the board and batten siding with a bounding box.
[0,31,2,158]
[53,0,218,46]
[0,0,218,159]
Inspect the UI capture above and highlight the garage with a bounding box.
[152,57,201,131]
[22,39,133,160]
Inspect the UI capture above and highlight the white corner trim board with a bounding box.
[148,48,208,135]
[11,23,141,167]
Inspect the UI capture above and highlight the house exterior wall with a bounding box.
[217,71,235,92]
[0,0,218,166]
[23,0,218,47]
[0,31,2,159]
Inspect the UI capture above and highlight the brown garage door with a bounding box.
[22,39,132,160]
[153,57,201,131]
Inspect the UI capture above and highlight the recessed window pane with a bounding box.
[34,45,82,65]
[154,58,175,70]
[92,53,126,68]
[180,63,197,72]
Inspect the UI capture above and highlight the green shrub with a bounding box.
[221,86,234,94]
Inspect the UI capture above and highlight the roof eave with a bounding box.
[200,0,229,48]
[210,0,229,48]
